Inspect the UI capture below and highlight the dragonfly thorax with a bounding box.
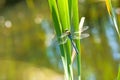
[64,30,71,35]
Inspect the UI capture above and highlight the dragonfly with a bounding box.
[58,17,89,54]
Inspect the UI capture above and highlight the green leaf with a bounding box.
[48,0,68,79]
[57,0,70,30]
[57,0,73,80]
[105,0,120,39]
[72,0,81,80]
[48,0,62,36]
[48,0,74,80]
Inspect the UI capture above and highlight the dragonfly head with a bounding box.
[64,29,71,35]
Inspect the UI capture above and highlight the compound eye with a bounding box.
[64,29,68,32]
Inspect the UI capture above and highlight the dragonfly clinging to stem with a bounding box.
[58,17,89,54]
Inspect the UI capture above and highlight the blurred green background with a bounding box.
[0,0,120,80]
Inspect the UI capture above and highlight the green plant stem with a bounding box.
[48,0,68,79]
[72,0,81,79]
[105,0,120,39]
[57,0,73,80]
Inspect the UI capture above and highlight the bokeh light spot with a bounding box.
[4,20,12,28]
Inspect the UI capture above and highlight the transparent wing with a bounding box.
[71,17,89,40]
[58,37,68,45]
[74,26,89,34]
[80,26,89,33]
[53,36,68,45]
[71,17,86,36]
[55,31,69,45]
[80,33,90,39]
[73,33,90,39]
[59,32,68,38]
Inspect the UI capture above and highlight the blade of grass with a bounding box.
[105,1,120,79]
[57,0,71,29]
[105,0,120,39]
[57,0,73,79]
[68,0,72,21]
[72,0,81,80]
[48,0,69,80]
